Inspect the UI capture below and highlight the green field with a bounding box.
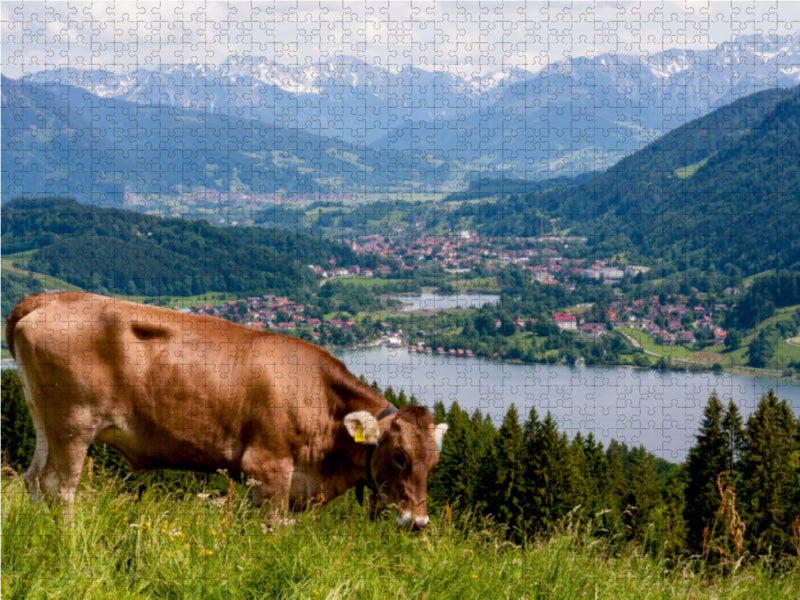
[727,304,800,368]
[616,326,695,360]
[452,276,501,293]
[2,472,796,599]
[674,157,710,179]
[122,291,238,308]
[320,276,396,290]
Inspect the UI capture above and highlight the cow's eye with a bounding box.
[392,452,408,470]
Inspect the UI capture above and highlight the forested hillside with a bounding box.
[457,86,800,276]
[1,197,362,301]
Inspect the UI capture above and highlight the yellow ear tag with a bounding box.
[354,424,366,443]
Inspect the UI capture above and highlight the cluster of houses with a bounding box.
[550,295,730,346]
[408,344,476,357]
[312,231,651,289]
[308,263,383,279]
[625,298,729,345]
[178,290,731,358]
[183,295,321,333]
[551,312,609,336]
[182,295,384,344]
[346,231,591,276]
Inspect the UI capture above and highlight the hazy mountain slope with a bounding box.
[1,75,451,205]
[464,85,800,275]
[374,35,800,175]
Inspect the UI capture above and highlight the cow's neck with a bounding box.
[353,405,398,503]
[351,404,396,503]
[317,404,399,504]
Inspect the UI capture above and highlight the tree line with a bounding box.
[387,381,800,561]
[2,368,798,562]
[426,389,799,561]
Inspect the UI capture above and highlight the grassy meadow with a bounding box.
[2,470,798,599]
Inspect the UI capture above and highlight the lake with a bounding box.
[338,345,800,462]
[396,292,500,311]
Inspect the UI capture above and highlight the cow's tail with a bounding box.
[5,293,52,359]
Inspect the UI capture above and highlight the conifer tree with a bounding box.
[396,389,409,408]
[432,400,447,423]
[578,433,610,528]
[428,402,480,508]
[524,411,575,531]
[625,447,663,544]
[603,439,629,539]
[739,389,800,555]
[1,370,35,472]
[661,466,688,559]
[722,400,745,475]
[568,433,593,514]
[684,392,734,552]
[522,407,543,527]
[476,404,527,536]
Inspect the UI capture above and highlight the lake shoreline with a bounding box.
[337,344,800,461]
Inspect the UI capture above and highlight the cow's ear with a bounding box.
[344,411,380,445]
[433,423,448,452]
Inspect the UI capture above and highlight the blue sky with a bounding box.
[3,1,799,79]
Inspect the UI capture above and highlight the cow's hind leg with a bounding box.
[23,432,49,501]
[33,435,91,520]
[20,369,51,501]
[22,392,92,518]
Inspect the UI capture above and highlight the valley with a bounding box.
[2,37,800,376]
[3,193,799,379]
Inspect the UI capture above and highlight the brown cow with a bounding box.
[6,292,447,528]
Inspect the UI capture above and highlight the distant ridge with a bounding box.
[0,75,452,204]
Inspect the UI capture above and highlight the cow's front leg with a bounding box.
[245,455,294,510]
[244,456,299,530]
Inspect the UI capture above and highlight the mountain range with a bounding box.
[3,34,800,205]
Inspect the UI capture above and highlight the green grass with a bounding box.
[3,471,797,599]
[2,250,37,268]
[320,276,396,290]
[2,254,83,292]
[452,277,501,293]
[616,327,695,359]
[774,339,800,369]
[119,291,238,308]
[674,157,710,179]
[727,304,800,368]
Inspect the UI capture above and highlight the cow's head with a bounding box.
[344,406,447,529]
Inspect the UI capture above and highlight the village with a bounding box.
[311,229,652,285]
[182,229,733,358]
